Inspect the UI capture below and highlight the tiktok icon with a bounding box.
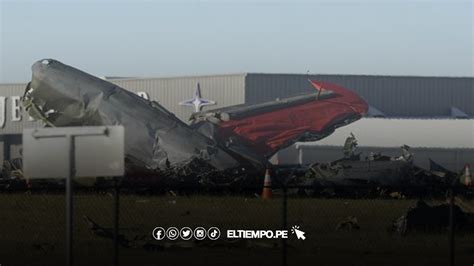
[207,227,221,240]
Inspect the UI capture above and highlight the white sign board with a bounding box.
[23,126,125,178]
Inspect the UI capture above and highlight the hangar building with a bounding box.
[0,72,473,171]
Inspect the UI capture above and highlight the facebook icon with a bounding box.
[152,227,165,240]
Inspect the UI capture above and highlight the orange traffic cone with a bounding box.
[462,164,472,187]
[261,169,272,199]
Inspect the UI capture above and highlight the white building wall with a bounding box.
[280,118,474,171]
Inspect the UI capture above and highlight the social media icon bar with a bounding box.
[153,227,221,240]
[207,227,221,240]
[194,227,206,240]
[180,227,193,240]
[166,227,179,240]
[152,227,165,240]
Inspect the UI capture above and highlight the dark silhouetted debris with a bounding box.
[391,200,474,234]
[336,216,360,231]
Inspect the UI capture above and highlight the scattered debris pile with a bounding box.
[290,134,467,196]
[0,158,28,190]
[391,199,474,234]
[336,216,360,231]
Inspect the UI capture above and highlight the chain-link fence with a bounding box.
[0,185,473,266]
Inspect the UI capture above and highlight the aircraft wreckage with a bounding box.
[3,58,468,193]
[18,59,368,186]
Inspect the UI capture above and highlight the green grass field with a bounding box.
[0,193,472,266]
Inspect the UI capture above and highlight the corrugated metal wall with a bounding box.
[245,74,313,104]
[111,74,246,122]
[0,83,42,134]
[245,74,474,117]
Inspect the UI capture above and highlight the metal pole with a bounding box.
[25,127,121,266]
[4,136,11,161]
[282,186,287,266]
[66,135,75,266]
[113,177,120,266]
[448,187,455,266]
[298,148,303,165]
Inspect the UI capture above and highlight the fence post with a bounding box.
[66,135,75,266]
[448,186,455,266]
[113,177,120,266]
[282,185,288,266]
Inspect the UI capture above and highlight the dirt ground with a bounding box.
[0,193,472,266]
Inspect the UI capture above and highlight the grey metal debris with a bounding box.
[23,59,243,172]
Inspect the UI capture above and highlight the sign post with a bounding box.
[23,126,125,266]
[66,134,74,266]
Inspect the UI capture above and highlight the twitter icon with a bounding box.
[180,227,193,240]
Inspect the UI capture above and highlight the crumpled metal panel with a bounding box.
[24,59,241,171]
[192,80,369,157]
